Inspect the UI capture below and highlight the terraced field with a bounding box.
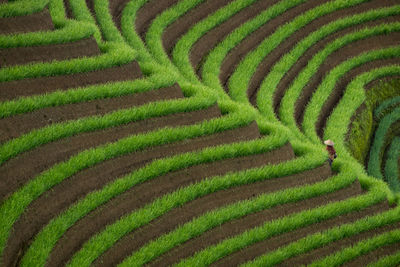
[0,0,399,266]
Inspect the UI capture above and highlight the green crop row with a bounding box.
[302,44,400,144]
[0,0,47,17]
[308,228,400,266]
[0,107,251,261]
[384,137,400,192]
[202,0,305,94]
[172,0,258,84]
[368,107,400,179]
[22,133,290,266]
[119,169,353,267]
[245,206,400,266]
[368,250,400,267]
[256,5,400,123]
[91,0,124,43]
[374,96,400,120]
[228,0,368,106]
[176,187,384,267]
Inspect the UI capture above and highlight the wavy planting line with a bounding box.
[0,109,252,260]
[368,107,400,179]
[368,250,400,267]
[302,44,400,144]
[228,0,368,105]
[308,228,400,266]
[384,137,400,192]
[22,134,290,267]
[172,0,258,84]
[176,187,384,267]
[374,96,400,120]
[92,0,124,43]
[256,5,400,122]
[324,65,400,163]
[118,171,354,267]
[243,206,400,266]
[202,0,305,93]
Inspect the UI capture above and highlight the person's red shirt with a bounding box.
[326,146,336,156]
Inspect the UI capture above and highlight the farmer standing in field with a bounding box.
[324,139,337,167]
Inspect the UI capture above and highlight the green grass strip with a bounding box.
[368,250,400,267]
[384,137,400,192]
[324,65,400,165]
[0,0,48,17]
[119,170,354,267]
[228,0,368,105]
[0,110,251,261]
[308,228,400,266]
[0,41,134,82]
[374,96,400,120]
[256,5,400,122]
[172,0,258,84]
[0,74,176,118]
[68,0,102,43]
[23,133,289,267]
[368,107,400,179]
[92,0,124,43]
[243,205,400,266]
[302,43,400,144]
[175,187,384,267]
[202,0,305,93]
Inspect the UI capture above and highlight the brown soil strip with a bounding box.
[191,0,280,76]
[94,143,296,266]
[0,8,53,35]
[36,122,261,266]
[161,0,231,56]
[344,237,400,267]
[248,0,400,108]
[2,104,222,267]
[0,84,182,143]
[108,0,130,30]
[0,37,99,67]
[219,0,327,94]
[0,61,142,101]
[135,0,179,39]
[0,100,220,202]
[283,218,400,266]
[63,0,73,19]
[149,164,348,267]
[213,184,387,267]
[292,18,400,127]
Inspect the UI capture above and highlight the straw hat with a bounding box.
[324,139,334,146]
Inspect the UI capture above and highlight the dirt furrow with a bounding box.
[0,61,142,101]
[93,143,296,266]
[0,101,220,202]
[213,183,387,267]
[248,0,400,107]
[162,0,232,56]
[191,0,280,77]
[0,8,53,35]
[108,0,130,30]
[283,218,400,266]
[0,37,99,67]
[219,0,326,93]
[135,0,179,39]
[40,122,261,266]
[0,84,183,143]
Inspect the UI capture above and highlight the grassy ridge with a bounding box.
[384,137,400,192]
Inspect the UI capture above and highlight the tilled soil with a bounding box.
[0,37,100,67]
[0,61,142,100]
[0,8,53,35]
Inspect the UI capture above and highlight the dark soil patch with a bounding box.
[283,214,399,266]
[42,122,261,266]
[154,178,361,267]
[63,0,73,19]
[0,37,99,67]
[249,0,400,108]
[191,0,280,77]
[219,0,326,94]
[344,237,400,266]
[214,182,386,267]
[94,143,296,266]
[0,84,182,143]
[108,0,130,30]
[0,8,53,35]
[2,104,223,267]
[135,0,179,39]
[162,0,231,56]
[0,61,142,101]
